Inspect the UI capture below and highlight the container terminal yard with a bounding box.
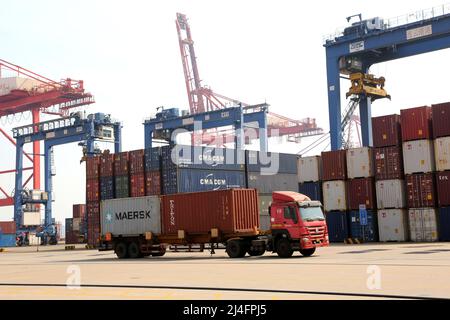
[1,1,450,302]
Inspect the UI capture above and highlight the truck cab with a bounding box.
[268,191,329,258]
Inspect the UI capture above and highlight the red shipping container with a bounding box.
[321,150,347,181]
[114,152,129,176]
[400,106,433,141]
[372,114,402,147]
[436,172,450,207]
[129,149,145,174]
[0,221,16,234]
[145,170,161,195]
[72,204,86,219]
[99,153,114,177]
[161,189,259,235]
[86,179,100,202]
[432,102,450,138]
[130,173,145,197]
[374,146,404,180]
[347,178,376,210]
[86,156,100,179]
[406,173,436,208]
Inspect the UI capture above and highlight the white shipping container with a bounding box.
[21,212,41,226]
[408,208,439,242]
[434,136,450,172]
[100,196,161,236]
[28,233,41,246]
[402,140,435,174]
[346,147,374,178]
[377,209,409,242]
[322,180,347,212]
[72,218,81,232]
[0,77,44,96]
[297,156,321,182]
[376,180,406,209]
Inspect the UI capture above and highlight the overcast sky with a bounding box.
[1,0,449,223]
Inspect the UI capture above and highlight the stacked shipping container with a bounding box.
[0,221,16,247]
[65,204,86,244]
[86,156,101,247]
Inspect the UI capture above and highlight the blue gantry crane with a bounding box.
[12,112,121,245]
[324,4,450,150]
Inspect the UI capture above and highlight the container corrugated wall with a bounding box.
[0,221,16,234]
[246,151,297,174]
[145,170,161,196]
[130,173,145,197]
[402,140,435,174]
[114,175,129,199]
[377,209,409,242]
[346,147,374,179]
[372,114,402,147]
[0,234,17,247]
[406,173,436,208]
[347,178,376,210]
[408,208,439,242]
[161,189,259,235]
[436,172,450,207]
[348,210,378,242]
[99,153,114,177]
[114,152,129,176]
[321,150,347,181]
[129,149,145,174]
[323,180,347,212]
[374,146,404,180]
[298,182,322,202]
[376,180,406,209]
[431,102,450,138]
[297,156,321,183]
[434,137,450,171]
[100,196,161,236]
[325,211,348,243]
[400,106,433,141]
[438,207,450,241]
[247,173,298,194]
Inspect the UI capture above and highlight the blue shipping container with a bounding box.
[298,182,322,202]
[0,234,16,247]
[246,150,298,174]
[100,176,114,200]
[438,207,450,241]
[162,168,246,195]
[325,211,349,243]
[348,210,379,242]
[145,147,161,171]
[162,145,245,171]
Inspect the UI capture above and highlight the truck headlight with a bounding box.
[302,238,310,243]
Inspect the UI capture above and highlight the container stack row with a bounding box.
[0,221,17,247]
[65,204,86,244]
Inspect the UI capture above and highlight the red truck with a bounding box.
[98,189,329,259]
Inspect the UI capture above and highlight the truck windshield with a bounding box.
[299,206,325,222]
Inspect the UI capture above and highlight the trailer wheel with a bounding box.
[248,248,265,256]
[128,242,143,259]
[276,238,293,258]
[299,248,316,257]
[226,240,246,258]
[115,242,128,259]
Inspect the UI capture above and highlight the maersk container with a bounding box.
[100,196,161,236]
[347,178,376,210]
[434,136,450,172]
[376,180,406,209]
[145,147,161,171]
[161,189,260,235]
[163,168,245,195]
[348,210,378,242]
[297,156,321,183]
[374,146,404,180]
[114,175,129,199]
[372,114,402,147]
[163,145,245,172]
[346,147,374,179]
[0,234,16,247]
[403,139,435,174]
[377,209,409,242]
[322,180,347,212]
[325,211,349,243]
[408,208,439,242]
[0,221,16,234]
[436,172,450,207]
[298,182,322,203]
[431,102,450,138]
[438,207,450,241]
[247,173,298,194]
[100,176,114,200]
[246,150,297,174]
[321,150,347,181]
[400,106,433,141]
[406,173,436,208]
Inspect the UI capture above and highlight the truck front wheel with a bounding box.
[226,240,246,258]
[300,248,316,257]
[128,242,143,259]
[115,242,128,259]
[276,239,293,258]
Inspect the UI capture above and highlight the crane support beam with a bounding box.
[325,9,450,150]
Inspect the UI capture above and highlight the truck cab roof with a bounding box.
[272,191,311,203]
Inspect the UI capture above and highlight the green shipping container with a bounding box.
[115,175,129,198]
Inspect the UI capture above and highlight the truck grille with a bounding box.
[306,226,325,238]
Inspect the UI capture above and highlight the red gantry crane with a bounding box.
[175,13,323,145]
[0,59,94,207]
